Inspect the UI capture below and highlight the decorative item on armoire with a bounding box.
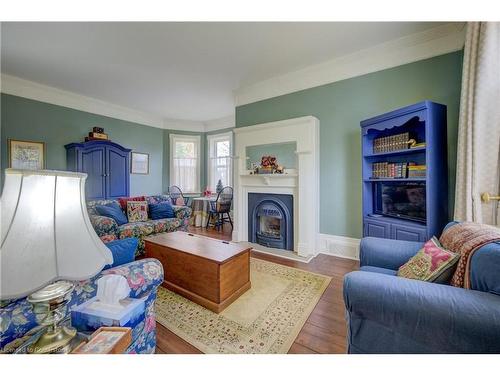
[85,126,109,142]
[65,140,131,200]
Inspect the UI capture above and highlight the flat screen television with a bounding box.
[374,182,426,223]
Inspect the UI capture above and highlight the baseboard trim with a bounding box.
[251,247,314,263]
[316,233,361,261]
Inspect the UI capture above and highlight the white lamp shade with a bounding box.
[1,169,113,300]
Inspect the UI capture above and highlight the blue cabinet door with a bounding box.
[364,218,390,238]
[106,148,129,199]
[81,148,106,199]
[66,140,131,200]
[391,223,428,242]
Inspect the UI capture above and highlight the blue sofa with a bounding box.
[343,224,500,354]
[0,258,164,354]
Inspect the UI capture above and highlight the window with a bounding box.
[207,132,233,191]
[169,134,201,193]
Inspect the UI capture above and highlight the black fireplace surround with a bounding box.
[248,193,293,251]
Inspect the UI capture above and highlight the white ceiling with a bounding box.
[1,22,449,122]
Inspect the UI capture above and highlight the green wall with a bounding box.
[0,93,235,197]
[236,51,463,238]
[1,93,164,196]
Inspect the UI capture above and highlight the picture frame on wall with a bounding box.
[8,139,46,170]
[131,152,149,174]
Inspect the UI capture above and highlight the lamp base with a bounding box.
[28,326,77,354]
[27,280,77,354]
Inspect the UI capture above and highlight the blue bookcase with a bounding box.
[360,101,448,242]
[65,140,131,200]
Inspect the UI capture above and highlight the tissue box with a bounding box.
[71,297,145,332]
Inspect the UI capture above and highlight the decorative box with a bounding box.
[88,132,109,140]
[71,297,145,332]
[71,327,132,354]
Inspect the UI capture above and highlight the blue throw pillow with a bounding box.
[149,202,175,220]
[103,237,138,270]
[95,202,128,226]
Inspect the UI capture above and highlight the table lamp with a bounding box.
[1,169,113,353]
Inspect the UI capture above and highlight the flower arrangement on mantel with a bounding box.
[251,155,284,174]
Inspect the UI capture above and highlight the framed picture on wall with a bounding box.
[131,152,149,174]
[8,139,46,170]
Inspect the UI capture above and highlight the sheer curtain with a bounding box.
[454,22,500,225]
[170,134,200,193]
[172,157,198,193]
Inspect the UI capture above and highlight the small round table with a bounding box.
[190,196,217,227]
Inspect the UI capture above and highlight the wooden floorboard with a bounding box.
[154,225,359,354]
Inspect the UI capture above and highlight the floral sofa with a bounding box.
[87,195,192,257]
[0,258,163,354]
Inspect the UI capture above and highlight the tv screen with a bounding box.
[375,182,426,222]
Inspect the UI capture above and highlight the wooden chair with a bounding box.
[168,185,191,206]
[206,186,233,231]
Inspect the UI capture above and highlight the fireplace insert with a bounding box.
[248,193,293,250]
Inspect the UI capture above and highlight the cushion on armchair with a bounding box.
[397,237,459,283]
[103,237,139,270]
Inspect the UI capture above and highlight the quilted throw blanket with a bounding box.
[440,222,500,288]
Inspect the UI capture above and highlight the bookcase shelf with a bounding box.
[364,177,426,182]
[363,146,426,158]
[360,101,448,242]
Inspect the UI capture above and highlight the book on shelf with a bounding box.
[371,162,423,179]
[408,164,427,178]
[373,132,412,154]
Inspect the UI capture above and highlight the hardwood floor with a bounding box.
[154,225,359,354]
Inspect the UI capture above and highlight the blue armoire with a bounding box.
[361,101,448,242]
[65,140,131,200]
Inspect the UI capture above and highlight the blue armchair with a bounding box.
[1,258,164,354]
[343,226,500,354]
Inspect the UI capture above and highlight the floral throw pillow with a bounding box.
[397,237,460,283]
[127,201,148,223]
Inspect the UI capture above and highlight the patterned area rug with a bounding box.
[155,258,331,354]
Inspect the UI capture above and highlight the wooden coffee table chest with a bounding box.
[145,231,251,313]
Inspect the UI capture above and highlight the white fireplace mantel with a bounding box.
[232,116,320,258]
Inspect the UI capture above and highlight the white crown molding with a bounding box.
[203,115,235,132]
[163,117,205,132]
[316,233,361,261]
[233,115,318,134]
[0,73,167,129]
[0,73,210,132]
[235,23,466,107]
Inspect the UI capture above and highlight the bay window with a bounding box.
[207,132,233,192]
[169,134,201,193]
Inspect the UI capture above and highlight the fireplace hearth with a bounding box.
[248,193,293,251]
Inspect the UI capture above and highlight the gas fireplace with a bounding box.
[248,193,293,250]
